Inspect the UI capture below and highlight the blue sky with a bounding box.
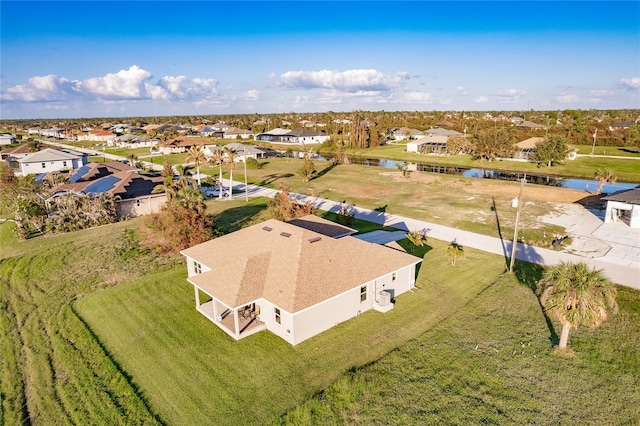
[1,1,638,119]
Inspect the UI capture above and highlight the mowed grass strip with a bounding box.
[280,275,640,424]
[75,239,504,425]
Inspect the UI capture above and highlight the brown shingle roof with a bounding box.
[182,219,421,313]
[603,187,640,205]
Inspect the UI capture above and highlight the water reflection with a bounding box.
[313,153,637,195]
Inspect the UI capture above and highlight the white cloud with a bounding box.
[245,90,259,101]
[555,94,579,103]
[456,86,467,95]
[497,88,526,103]
[405,91,433,103]
[619,77,640,90]
[278,69,409,93]
[79,65,152,99]
[590,89,613,96]
[2,65,224,105]
[475,96,489,103]
[1,74,76,102]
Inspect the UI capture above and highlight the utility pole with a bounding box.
[509,174,526,273]
[590,129,597,157]
[243,148,249,202]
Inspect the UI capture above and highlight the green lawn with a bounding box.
[280,276,640,424]
[74,238,502,425]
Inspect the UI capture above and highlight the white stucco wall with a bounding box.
[605,200,640,229]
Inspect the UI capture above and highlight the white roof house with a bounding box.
[181,217,421,345]
[15,148,87,176]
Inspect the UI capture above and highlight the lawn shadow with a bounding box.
[491,197,509,270]
[259,173,294,186]
[395,239,432,277]
[513,256,559,347]
[311,161,338,180]
[211,202,269,234]
[619,148,640,154]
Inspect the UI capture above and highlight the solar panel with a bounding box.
[69,165,91,183]
[84,176,120,194]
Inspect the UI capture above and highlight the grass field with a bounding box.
[280,277,640,424]
[74,236,503,425]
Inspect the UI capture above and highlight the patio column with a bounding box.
[194,286,200,306]
[234,311,240,339]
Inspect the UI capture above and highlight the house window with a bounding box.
[274,307,281,324]
[42,163,46,168]
[392,272,397,281]
[360,285,367,302]
[136,199,141,207]
[63,161,67,167]
[193,261,202,274]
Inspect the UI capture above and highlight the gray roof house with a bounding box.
[14,148,87,176]
[603,187,640,229]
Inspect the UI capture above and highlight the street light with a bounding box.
[243,148,249,202]
[509,174,526,273]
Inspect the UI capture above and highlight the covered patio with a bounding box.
[194,286,265,340]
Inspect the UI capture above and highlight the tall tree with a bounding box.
[471,128,516,161]
[208,149,226,199]
[538,261,618,350]
[533,136,570,167]
[186,145,206,187]
[594,168,617,195]
[224,147,238,198]
[446,242,465,265]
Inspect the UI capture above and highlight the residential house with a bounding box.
[156,136,211,154]
[603,187,640,229]
[50,161,166,218]
[222,127,253,140]
[254,128,329,145]
[181,217,421,345]
[0,134,17,145]
[425,128,462,137]
[198,126,224,138]
[0,143,32,161]
[609,121,636,131]
[14,148,87,176]
[513,137,544,161]
[406,134,450,154]
[391,127,423,141]
[41,128,65,139]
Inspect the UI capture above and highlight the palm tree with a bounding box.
[406,230,427,253]
[224,147,238,199]
[152,175,178,202]
[538,261,618,350]
[208,148,226,199]
[176,187,206,213]
[186,145,206,187]
[175,165,197,190]
[594,168,617,195]
[446,242,465,266]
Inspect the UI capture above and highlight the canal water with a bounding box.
[311,153,638,195]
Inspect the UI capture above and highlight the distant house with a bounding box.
[156,137,211,154]
[391,127,423,141]
[406,135,449,154]
[425,128,462,137]
[516,120,545,130]
[14,148,87,176]
[603,187,640,229]
[50,161,166,218]
[609,121,636,131]
[198,126,224,138]
[180,217,421,345]
[254,128,329,145]
[0,143,32,161]
[513,137,544,161]
[0,134,17,145]
[41,128,65,139]
[222,127,253,140]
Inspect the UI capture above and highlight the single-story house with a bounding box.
[222,127,253,140]
[391,127,423,141]
[603,187,640,229]
[156,136,211,154]
[609,121,636,131]
[14,148,87,176]
[425,128,462,137]
[407,134,449,154]
[254,128,329,145]
[50,162,166,218]
[180,217,421,345]
[0,143,32,161]
[0,134,17,145]
[513,137,544,161]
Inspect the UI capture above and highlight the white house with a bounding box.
[180,217,421,345]
[406,135,449,154]
[603,187,640,229]
[15,148,87,176]
[255,128,329,145]
[0,134,17,145]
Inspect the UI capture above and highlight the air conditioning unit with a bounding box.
[378,290,391,307]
